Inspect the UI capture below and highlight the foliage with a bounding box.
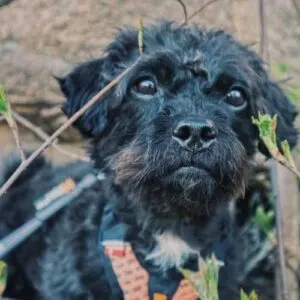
[240,289,258,300]
[0,261,7,296]
[180,254,223,300]
[252,113,300,178]
[252,206,276,245]
[0,85,9,115]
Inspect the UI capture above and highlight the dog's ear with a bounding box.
[57,59,110,137]
[258,80,298,155]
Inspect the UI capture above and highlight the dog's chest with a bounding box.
[99,203,200,299]
[146,232,200,270]
[101,235,199,300]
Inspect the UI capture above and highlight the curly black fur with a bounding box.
[0,21,297,300]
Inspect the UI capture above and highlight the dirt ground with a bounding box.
[0,0,299,298]
[0,0,300,142]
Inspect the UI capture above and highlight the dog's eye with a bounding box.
[225,87,247,108]
[133,78,157,95]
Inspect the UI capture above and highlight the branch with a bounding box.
[247,41,258,48]
[258,0,270,64]
[177,0,188,25]
[12,112,90,162]
[259,0,265,58]
[276,76,294,85]
[0,64,135,198]
[8,114,26,162]
[138,17,144,55]
[270,161,290,300]
[185,0,220,23]
[252,113,294,300]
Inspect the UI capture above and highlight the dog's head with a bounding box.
[58,21,297,222]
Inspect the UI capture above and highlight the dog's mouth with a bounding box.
[156,159,218,194]
[170,164,211,174]
[166,164,212,179]
[160,157,214,179]
[108,135,247,204]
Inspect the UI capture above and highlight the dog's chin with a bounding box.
[108,142,247,216]
[132,164,222,215]
[165,165,211,181]
[162,165,214,192]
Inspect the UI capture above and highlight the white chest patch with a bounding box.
[146,232,200,271]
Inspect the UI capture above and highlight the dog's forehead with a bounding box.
[110,22,255,75]
[111,23,232,58]
[104,22,265,93]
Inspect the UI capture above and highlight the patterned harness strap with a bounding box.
[103,241,198,300]
[99,197,232,299]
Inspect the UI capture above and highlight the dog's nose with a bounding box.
[173,119,218,152]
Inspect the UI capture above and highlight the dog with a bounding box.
[0,21,297,300]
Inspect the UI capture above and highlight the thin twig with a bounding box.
[177,0,188,25]
[259,0,265,58]
[138,17,144,55]
[284,162,300,177]
[258,0,270,64]
[12,112,90,162]
[258,1,289,298]
[276,76,294,85]
[0,64,136,198]
[8,116,26,162]
[247,41,258,48]
[186,0,220,23]
[270,161,290,300]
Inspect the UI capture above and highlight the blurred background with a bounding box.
[0,0,299,159]
[0,0,299,298]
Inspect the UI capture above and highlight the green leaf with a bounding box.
[240,289,250,300]
[277,63,289,74]
[252,113,279,155]
[0,85,8,114]
[0,261,7,296]
[240,289,258,300]
[253,113,300,178]
[249,291,258,300]
[253,205,274,233]
[180,254,223,300]
[252,113,276,143]
[272,62,289,76]
[281,140,296,169]
[252,205,277,244]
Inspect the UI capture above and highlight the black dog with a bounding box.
[0,21,297,300]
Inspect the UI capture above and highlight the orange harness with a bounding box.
[99,201,231,299]
[103,241,198,300]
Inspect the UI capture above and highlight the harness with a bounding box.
[0,173,233,300]
[98,200,233,300]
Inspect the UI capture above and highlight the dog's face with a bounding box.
[58,22,297,222]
